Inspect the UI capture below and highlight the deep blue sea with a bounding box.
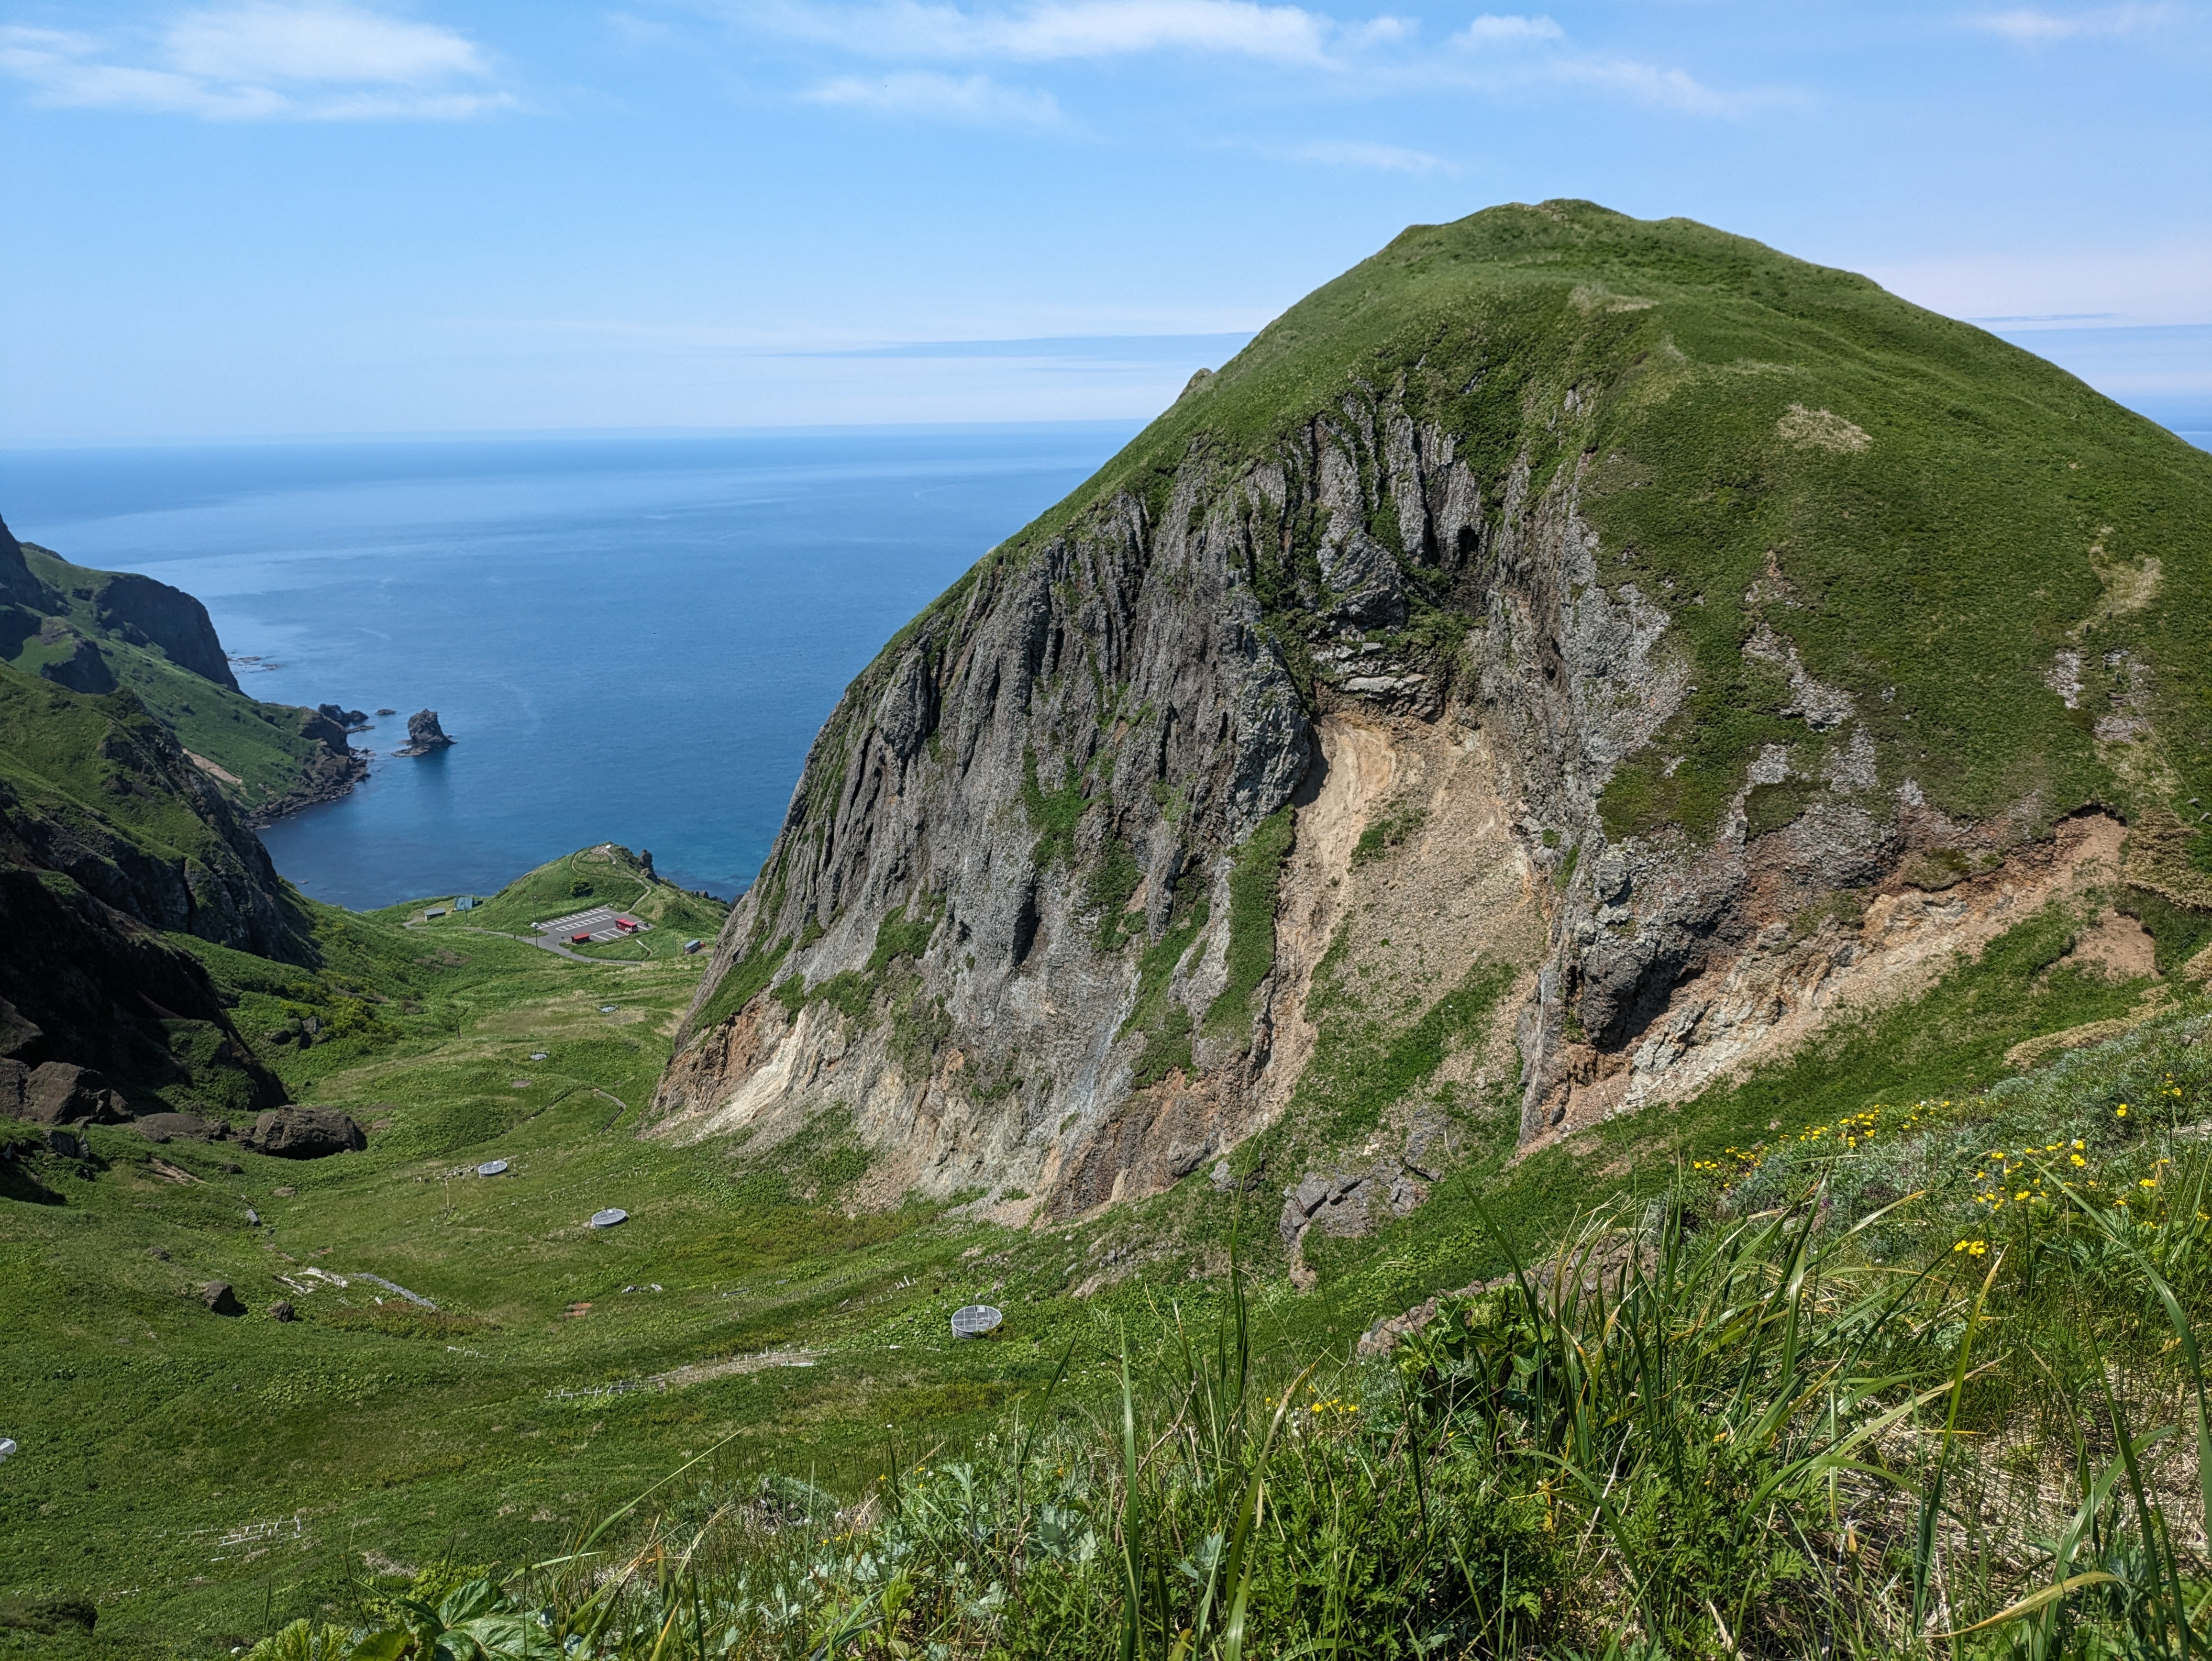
[0,428,1137,908]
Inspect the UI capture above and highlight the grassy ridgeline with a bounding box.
[204,1010,2212,1659]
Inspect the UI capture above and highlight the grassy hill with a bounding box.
[2,527,358,823]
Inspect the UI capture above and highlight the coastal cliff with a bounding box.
[655,201,2212,1227]
[0,516,368,822]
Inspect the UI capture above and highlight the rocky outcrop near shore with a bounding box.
[394,709,454,756]
[240,704,370,825]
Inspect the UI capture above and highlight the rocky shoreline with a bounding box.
[242,707,450,827]
[242,744,371,829]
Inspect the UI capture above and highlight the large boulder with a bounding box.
[243,1107,366,1159]
[199,1282,243,1315]
[5,1062,128,1126]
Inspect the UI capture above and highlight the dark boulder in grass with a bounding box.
[199,1281,243,1316]
[268,1300,297,1322]
[243,1106,366,1159]
[1,1061,127,1127]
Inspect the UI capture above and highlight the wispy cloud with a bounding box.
[805,67,1062,123]
[760,0,1339,64]
[0,2,511,120]
[1277,137,1455,171]
[733,0,1752,117]
[1969,2,2177,41]
[1456,12,1561,46]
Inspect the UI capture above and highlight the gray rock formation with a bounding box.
[395,709,454,756]
[199,1282,243,1316]
[649,376,1869,1213]
[0,1062,128,1126]
[2,515,239,691]
[242,1107,366,1159]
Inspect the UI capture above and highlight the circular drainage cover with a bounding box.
[477,1159,509,1177]
[589,1208,629,1229]
[950,1304,1004,1340]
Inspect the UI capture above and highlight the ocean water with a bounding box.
[0,428,1136,908]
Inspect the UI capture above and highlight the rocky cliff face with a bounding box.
[655,201,2212,1225]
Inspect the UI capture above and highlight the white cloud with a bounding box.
[1428,14,1740,113]
[0,3,511,120]
[758,0,1340,64]
[1969,2,2177,39]
[1552,55,1737,114]
[1456,13,1561,46]
[1279,138,1453,171]
[745,0,1752,115]
[806,67,1063,122]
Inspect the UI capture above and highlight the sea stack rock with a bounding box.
[396,710,455,757]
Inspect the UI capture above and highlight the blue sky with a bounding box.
[1,0,2206,443]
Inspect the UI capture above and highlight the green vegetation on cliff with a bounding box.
[2,526,354,820]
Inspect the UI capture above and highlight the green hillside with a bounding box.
[2,530,356,821]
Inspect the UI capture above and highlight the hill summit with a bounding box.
[657,200,2212,1235]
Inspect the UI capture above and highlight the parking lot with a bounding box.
[537,906,652,943]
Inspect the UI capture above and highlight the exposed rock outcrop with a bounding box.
[0,679,305,961]
[27,1063,128,1126]
[243,1107,366,1159]
[395,710,453,756]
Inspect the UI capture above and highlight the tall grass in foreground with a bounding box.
[251,1030,2212,1658]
